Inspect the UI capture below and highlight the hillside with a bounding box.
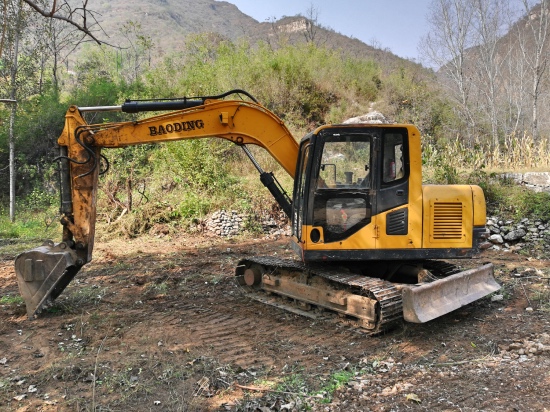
[90,0,414,67]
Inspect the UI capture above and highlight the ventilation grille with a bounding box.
[386,208,408,235]
[432,202,463,240]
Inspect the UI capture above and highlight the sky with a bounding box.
[226,0,433,62]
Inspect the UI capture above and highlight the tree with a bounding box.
[470,0,511,149]
[21,0,102,43]
[420,0,478,140]
[501,28,528,136]
[7,0,22,222]
[118,21,153,85]
[40,15,88,92]
[302,4,320,44]
[1,0,72,220]
[517,0,550,141]
[1,1,105,60]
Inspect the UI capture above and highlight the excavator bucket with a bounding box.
[401,263,499,323]
[14,241,83,319]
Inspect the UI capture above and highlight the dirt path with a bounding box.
[0,235,549,411]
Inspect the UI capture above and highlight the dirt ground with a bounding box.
[0,233,549,412]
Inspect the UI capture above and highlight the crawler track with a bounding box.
[236,257,404,334]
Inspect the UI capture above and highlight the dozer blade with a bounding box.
[401,263,499,323]
[14,241,83,319]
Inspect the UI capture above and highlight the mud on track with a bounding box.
[0,235,549,411]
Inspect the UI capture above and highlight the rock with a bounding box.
[489,234,504,244]
[343,111,390,124]
[479,242,492,250]
[504,229,527,241]
[488,225,500,234]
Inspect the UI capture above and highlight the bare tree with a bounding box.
[470,0,511,149]
[22,0,101,43]
[517,0,550,141]
[502,30,528,136]
[119,21,153,85]
[303,4,320,44]
[7,0,22,223]
[301,4,329,47]
[420,0,478,140]
[0,0,104,59]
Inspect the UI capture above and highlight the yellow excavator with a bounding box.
[15,90,499,333]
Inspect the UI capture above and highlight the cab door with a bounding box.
[374,128,411,250]
[308,128,374,245]
[291,137,312,245]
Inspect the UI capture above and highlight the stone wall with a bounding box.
[503,172,550,193]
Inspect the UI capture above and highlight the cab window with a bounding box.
[317,138,371,188]
[382,133,405,184]
[313,132,372,243]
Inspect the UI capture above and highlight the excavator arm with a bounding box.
[15,91,299,318]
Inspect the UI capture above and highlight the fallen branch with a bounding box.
[518,279,533,307]
[234,383,308,397]
[92,336,108,412]
[431,357,492,367]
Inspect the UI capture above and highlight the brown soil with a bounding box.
[0,234,549,411]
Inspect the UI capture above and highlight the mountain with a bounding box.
[90,0,414,67]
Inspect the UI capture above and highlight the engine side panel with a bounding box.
[422,185,478,249]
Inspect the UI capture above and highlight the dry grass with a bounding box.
[426,133,550,172]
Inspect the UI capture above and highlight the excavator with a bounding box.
[15,90,499,334]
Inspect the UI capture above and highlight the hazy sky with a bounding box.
[226,0,433,61]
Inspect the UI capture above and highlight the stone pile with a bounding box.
[343,110,390,124]
[499,333,550,359]
[483,216,550,252]
[259,212,291,238]
[205,210,290,237]
[205,210,246,237]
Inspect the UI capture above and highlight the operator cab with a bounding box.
[291,124,410,257]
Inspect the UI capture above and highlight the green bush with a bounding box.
[515,191,550,221]
[465,171,550,221]
[156,139,237,192]
[0,206,60,240]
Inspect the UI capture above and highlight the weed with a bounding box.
[433,163,460,184]
[0,207,61,240]
[531,285,550,312]
[316,370,354,403]
[0,294,24,306]
[423,133,550,172]
[156,281,170,294]
[277,372,308,394]
[49,285,109,315]
[0,379,11,395]
[514,191,550,221]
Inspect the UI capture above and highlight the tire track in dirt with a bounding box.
[184,309,278,367]
[151,284,387,370]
